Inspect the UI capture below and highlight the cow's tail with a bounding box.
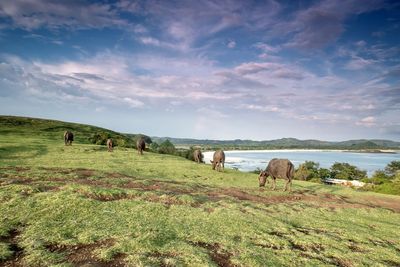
[287,162,295,180]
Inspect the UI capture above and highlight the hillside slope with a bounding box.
[1,116,400,266]
[0,115,144,147]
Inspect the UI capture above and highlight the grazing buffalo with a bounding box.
[259,158,294,192]
[210,150,225,171]
[64,131,74,146]
[107,138,113,152]
[193,149,203,163]
[136,137,145,155]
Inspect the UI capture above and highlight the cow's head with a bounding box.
[258,170,269,187]
[210,160,216,170]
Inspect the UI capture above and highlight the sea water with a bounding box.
[203,150,400,176]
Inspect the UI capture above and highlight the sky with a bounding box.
[0,0,399,141]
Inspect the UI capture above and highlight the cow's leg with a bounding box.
[283,179,289,192]
[271,177,276,190]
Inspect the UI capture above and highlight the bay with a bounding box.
[203,150,400,176]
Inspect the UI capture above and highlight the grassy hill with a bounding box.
[1,116,400,266]
[0,116,148,148]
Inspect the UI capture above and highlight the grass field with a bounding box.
[1,116,400,267]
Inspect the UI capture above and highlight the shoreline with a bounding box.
[203,149,399,154]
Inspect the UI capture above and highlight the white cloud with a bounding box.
[345,56,376,70]
[356,116,376,127]
[123,97,144,108]
[278,0,385,49]
[240,104,279,113]
[0,0,128,30]
[227,40,236,48]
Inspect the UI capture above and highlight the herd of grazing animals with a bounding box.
[63,131,294,192]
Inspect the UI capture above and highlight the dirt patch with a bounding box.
[0,167,30,172]
[383,260,400,267]
[359,195,400,213]
[348,243,367,253]
[75,168,96,178]
[253,242,283,250]
[0,229,24,267]
[269,231,286,238]
[148,252,177,267]
[329,256,353,267]
[206,188,303,205]
[190,241,236,267]
[46,239,125,267]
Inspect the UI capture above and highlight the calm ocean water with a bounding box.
[203,150,400,176]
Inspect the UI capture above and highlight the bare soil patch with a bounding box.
[46,239,125,267]
[190,241,236,267]
[0,229,24,267]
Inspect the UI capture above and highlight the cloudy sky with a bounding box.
[0,0,399,141]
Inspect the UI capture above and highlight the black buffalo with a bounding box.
[259,158,294,192]
[107,138,113,152]
[137,138,145,155]
[210,150,225,171]
[64,131,74,146]
[193,149,203,163]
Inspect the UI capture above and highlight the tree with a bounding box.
[385,161,400,177]
[134,134,152,144]
[295,161,320,181]
[318,168,331,179]
[330,162,367,180]
[158,139,176,155]
[369,170,391,185]
[295,164,310,180]
[149,142,159,152]
[89,132,110,145]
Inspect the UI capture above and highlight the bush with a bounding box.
[89,132,110,145]
[149,142,159,152]
[295,161,320,181]
[158,140,176,155]
[385,160,400,177]
[330,162,367,180]
[369,170,391,185]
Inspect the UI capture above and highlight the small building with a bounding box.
[323,178,365,188]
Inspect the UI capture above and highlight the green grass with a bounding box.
[1,116,400,266]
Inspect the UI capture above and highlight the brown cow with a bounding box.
[107,138,113,152]
[64,131,74,146]
[193,149,203,163]
[136,137,145,155]
[210,150,225,171]
[259,158,294,192]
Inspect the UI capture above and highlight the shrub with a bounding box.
[295,161,320,181]
[330,162,367,180]
[88,132,110,145]
[385,160,400,177]
[158,140,176,155]
[149,142,159,152]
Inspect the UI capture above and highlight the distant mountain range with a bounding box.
[152,137,400,150]
[1,115,399,150]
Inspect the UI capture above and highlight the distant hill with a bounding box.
[152,137,400,150]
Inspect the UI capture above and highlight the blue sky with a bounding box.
[0,0,399,141]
